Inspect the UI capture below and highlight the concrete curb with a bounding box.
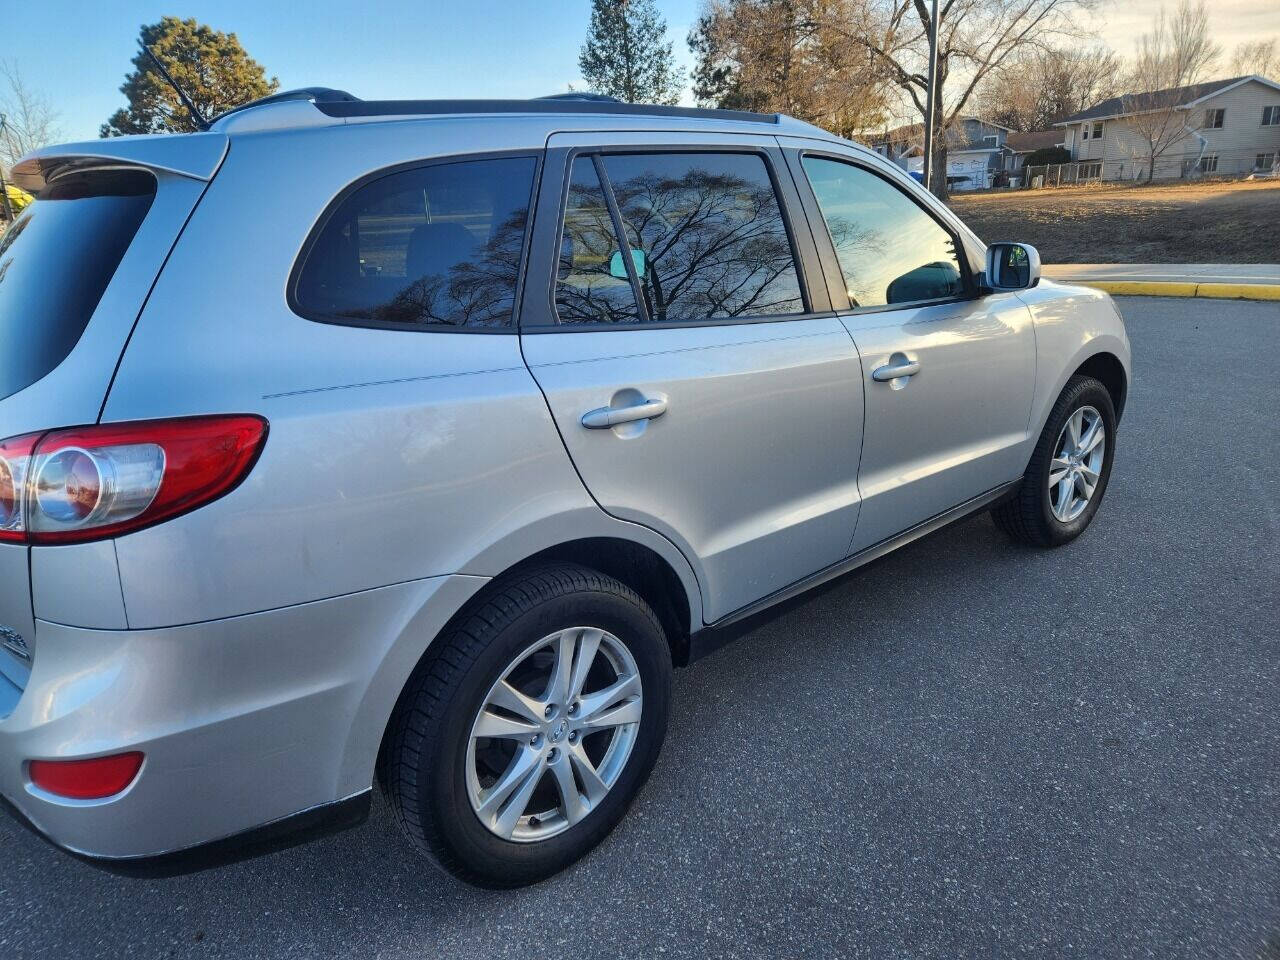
[1072,280,1280,301]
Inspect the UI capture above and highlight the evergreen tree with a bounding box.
[579,0,684,104]
[102,17,278,136]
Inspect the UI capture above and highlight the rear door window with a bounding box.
[0,169,155,401]
[554,151,805,325]
[555,156,644,325]
[293,156,537,329]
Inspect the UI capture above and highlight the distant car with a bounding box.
[0,90,1130,887]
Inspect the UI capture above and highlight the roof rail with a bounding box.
[313,98,781,125]
[536,92,623,103]
[211,87,360,124]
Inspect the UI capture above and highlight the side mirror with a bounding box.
[984,242,1041,291]
[608,249,646,280]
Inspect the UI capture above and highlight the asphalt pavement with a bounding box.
[2,297,1277,959]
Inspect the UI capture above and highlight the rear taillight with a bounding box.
[0,416,267,545]
[0,432,40,543]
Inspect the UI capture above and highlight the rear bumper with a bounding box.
[0,574,482,862]
[2,785,371,877]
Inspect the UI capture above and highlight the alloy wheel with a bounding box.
[465,627,643,842]
[1048,404,1106,523]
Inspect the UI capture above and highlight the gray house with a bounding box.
[871,116,1013,191]
[1055,75,1280,180]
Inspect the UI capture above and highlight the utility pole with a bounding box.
[922,0,940,194]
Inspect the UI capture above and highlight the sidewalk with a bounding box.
[1043,264,1280,301]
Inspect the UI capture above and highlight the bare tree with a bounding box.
[836,0,1099,197]
[978,45,1120,131]
[1228,39,1278,79]
[1124,0,1221,182]
[0,60,61,172]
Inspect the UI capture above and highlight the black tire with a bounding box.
[378,563,672,888]
[992,375,1117,547]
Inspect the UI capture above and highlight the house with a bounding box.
[1002,130,1064,174]
[1055,75,1280,180]
[871,116,1013,191]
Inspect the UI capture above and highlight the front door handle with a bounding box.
[871,356,921,382]
[581,396,668,429]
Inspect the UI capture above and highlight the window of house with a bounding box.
[556,152,805,325]
[1079,162,1103,179]
[800,155,966,308]
[1204,108,1225,129]
[1262,105,1280,126]
[1198,153,1219,173]
[1256,152,1277,170]
[294,155,537,329]
[1083,121,1104,141]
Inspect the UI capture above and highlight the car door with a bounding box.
[520,133,865,623]
[783,142,1037,553]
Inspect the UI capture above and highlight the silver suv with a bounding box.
[0,91,1129,886]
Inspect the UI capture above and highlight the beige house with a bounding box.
[1055,75,1280,180]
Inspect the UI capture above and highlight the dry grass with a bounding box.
[947,179,1280,264]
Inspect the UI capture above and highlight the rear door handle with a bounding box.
[581,397,668,429]
[871,357,921,382]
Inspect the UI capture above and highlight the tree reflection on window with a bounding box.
[603,153,804,322]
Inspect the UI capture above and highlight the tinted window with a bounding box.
[603,153,804,322]
[295,156,536,328]
[801,156,964,308]
[555,156,643,325]
[0,169,154,401]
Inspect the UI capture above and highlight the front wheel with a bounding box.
[379,564,671,887]
[992,375,1117,547]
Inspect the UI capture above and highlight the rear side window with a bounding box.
[0,169,155,401]
[294,156,537,329]
[800,156,964,308]
[554,151,805,325]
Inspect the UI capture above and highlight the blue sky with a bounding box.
[9,1,1277,144]
[12,1,706,142]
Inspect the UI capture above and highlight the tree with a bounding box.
[689,0,890,136]
[101,17,277,136]
[1228,39,1278,79]
[1124,0,1220,182]
[0,60,60,171]
[1025,145,1070,165]
[579,0,684,104]
[978,45,1120,131]
[836,0,1098,198]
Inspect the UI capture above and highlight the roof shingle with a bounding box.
[1057,76,1255,125]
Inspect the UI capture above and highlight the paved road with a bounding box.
[3,298,1277,960]
[1044,263,1280,285]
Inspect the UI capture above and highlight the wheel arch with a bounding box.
[341,528,702,798]
[1072,351,1128,422]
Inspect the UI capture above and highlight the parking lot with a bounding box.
[2,296,1276,959]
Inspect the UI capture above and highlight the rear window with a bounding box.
[293,156,537,329]
[0,169,155,401]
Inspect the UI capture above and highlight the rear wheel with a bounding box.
[379,564,671,887]
[992,375,1117,547]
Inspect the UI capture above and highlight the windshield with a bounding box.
[0,169,155,401]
